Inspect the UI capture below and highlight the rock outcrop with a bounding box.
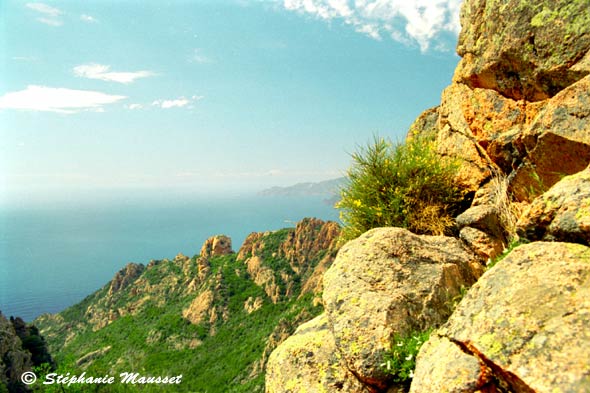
[200,235,233,258]
[0,312,32,392]
[455,0,590,101]
[517,165,590,245]
[410,0,590,202]
[411,242,590,392]
[237,218,340,303]
[108,262,145,295]
[182,289,215,325]
[402,0,590,260]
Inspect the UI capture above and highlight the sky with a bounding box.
[0,0,462,205]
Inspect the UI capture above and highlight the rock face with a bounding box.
[266,314,368,393]
[517,166,590,244]
[108,263,145,295]
[182,290,215,325]
[200,235,233,258]
[322,228,483,390]
[237,218,341,303]
[508,75,590,201]
[455,0,590,101]
[409,0,590,202]
[401,0,590,267]
[411,242,590,392]
[0,313,32,391]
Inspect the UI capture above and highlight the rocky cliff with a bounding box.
[35,218,340,392]
[267,0,590,392]
[0,312,53,392]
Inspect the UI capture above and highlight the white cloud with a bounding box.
[36,17,63,26]
[73,64,155,84]
[26,3,63,26]
[152,95,203,109]
[80,14,97,23]
[152,98,189,109]
[26,3,62,17]
[0,85,126,114]
[127,103,143,110]
[282,0,462,52]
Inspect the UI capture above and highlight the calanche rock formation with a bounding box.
[267,0,590,392]
[237,218,340,303]
[200,235,233,258]
[35,218,341,391]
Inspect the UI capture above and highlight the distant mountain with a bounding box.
[259,177,346,197]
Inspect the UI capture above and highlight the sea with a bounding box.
[0,193,340,322]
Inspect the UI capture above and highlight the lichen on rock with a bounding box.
[411,242,590,392]
[265,314,368,393]
[322,227,483,390]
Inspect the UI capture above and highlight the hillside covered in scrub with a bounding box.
[22,218,339,392]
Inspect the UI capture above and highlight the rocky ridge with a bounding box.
[266,0,590,392]
[35,218,340,392]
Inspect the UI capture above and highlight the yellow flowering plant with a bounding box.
[337,135,464,242]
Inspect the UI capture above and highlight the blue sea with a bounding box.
[0,194,339,322]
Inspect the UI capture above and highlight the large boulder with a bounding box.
[411,242,590,392]
[455,0,590,101]
[265,314,367,393]
[322,228,483,390]
[517,166,590,244]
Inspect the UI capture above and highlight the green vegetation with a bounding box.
[381,329,432,386]
[337,136,464,241]
[34,227,329,392]
[487,238,529,270]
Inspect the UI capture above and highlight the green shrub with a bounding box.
[381,329,431,385]
[486,238,528,270]
[336,136,464,241]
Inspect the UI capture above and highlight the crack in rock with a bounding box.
[448,337,536,393]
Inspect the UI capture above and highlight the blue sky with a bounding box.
[0,0,461,204]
